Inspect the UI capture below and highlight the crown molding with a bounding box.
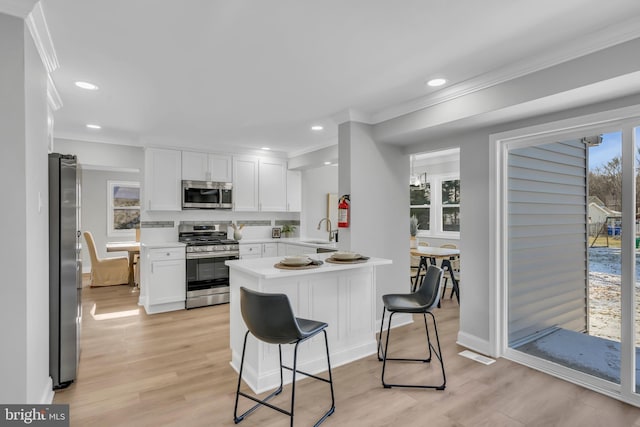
[287,138,337,159]
[372,16,640,124]
[26,2,58,73]
[47,74,62,110]
[0,0,37,18]
[332,108,373,125]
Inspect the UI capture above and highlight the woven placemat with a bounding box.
[274,262,322,270]
[325,256,369,264]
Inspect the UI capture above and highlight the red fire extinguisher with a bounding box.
[338,195,350,228]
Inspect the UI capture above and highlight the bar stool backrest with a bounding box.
[240,287,302,345]
[417,265,444,310]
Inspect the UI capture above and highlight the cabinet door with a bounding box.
[149,259,185,304]
[182,151,209,181]
[233,157,259,211]
[286,170,302,212]
[259,158,287,211]
[285,244,308,256]
[240,243,261,259]
[209,154,232,182]
[144,148,181,211]
[262,243,278,257]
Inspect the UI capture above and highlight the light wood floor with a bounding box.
[53,284,640,427]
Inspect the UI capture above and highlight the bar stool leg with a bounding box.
[234,333,285,424]
[377,307,387,361]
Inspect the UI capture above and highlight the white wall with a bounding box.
[55,138,143,170]
[300,165,338,240]
[339,122,409,319]
[0,12,51,404]
[79,169,140,272]
[55,139,144,272]
[0,12,28,404]
[24,19,51,404]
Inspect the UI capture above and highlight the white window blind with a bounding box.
[507,140,588,346]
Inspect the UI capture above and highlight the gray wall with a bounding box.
[0,13,51,404]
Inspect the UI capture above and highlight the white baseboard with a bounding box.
[40,377,54,404]
[456,331,493,357]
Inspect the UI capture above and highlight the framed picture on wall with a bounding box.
[271,227,281,238]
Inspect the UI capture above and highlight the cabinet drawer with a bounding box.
[149,247,185,261]
[239,244,261,256]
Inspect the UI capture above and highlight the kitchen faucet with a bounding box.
[317,217,337,242]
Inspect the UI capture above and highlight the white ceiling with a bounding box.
[40,0,640,155]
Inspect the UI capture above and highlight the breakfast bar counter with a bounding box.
[226,253,391,393]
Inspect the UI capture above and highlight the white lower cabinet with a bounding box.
[262,243,278,257]
[239,243,262,259]
[140,245,186,314]
[277,243,313,256]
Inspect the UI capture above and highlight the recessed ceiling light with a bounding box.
[75,81,99,90]
[426,78,447,87]
[311,125,324,131]
[86,124,101,129]
[261,147,270,150]
[324,161,331,165]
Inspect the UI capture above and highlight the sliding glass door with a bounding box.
[497,111,640,404]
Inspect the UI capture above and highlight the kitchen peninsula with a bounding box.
[226,253,391,393]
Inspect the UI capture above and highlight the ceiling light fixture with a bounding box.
[324,161,331,165]
[426,78,447,87]
[261,147,270,150]
[75,81,99,90]
[86,124,101,129]
[311,125,324,131]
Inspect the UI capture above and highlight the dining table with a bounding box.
[106,241,141,287]
[410,246,460,302]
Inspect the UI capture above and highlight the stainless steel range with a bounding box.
[179,224,239,309]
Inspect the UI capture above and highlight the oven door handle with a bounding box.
[186,251,239,259]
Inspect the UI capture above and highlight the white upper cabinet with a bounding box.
[144,148,181,211]
[259,158,287,211]
[286,170,302,212]
[233,156,259,211]
[182,151,232,182]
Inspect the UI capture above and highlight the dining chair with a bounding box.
[440,244,460,299]
[378,265,446,390]
[234,287,335,426]
[409,242,429,287]
[83,231,129,287]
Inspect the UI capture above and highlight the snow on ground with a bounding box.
[588,247,640,344]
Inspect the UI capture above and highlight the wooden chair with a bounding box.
[440,244,460,299]
[83,231,129,287]
[410,242,429,287]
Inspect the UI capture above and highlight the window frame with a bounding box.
[412,173,460,238]
[107,180,140,238]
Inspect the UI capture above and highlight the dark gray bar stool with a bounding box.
[234,287,335,426]
[377,265,446,390]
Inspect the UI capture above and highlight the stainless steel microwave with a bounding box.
[182,180,233,209]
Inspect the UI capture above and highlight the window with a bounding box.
[410,182,430,231]
[410,175,459,236]
[107,181,140,237]
[441,179,460,232]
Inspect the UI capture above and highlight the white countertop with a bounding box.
[237,237,338,250]
[226,252,391,279]
[141,242,186,249]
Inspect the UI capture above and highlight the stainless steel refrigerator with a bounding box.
[49,153,82,389]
